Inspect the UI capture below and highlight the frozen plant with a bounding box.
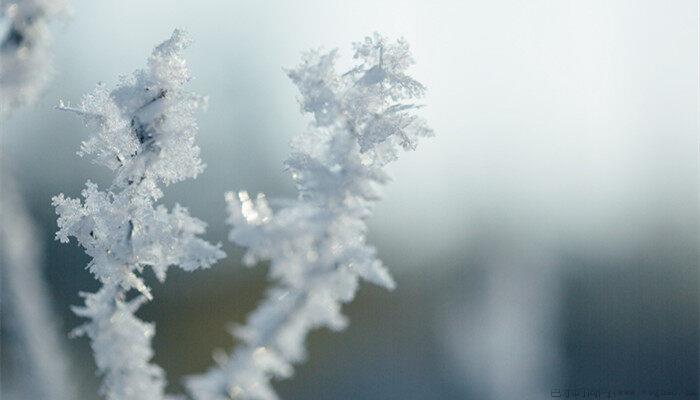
[1,2,73,398]
[186,33,433,400]
[0,0,66,114]
[53,30,225,400]
[1,171,78,400]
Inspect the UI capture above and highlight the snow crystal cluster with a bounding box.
[186,33,433,400]
[0,0,66,113]
[53,30,225,400]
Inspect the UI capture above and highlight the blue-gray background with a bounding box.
[2,0,698,398]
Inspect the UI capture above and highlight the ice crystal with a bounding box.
[53,30,225,400]
[186,33,432,400]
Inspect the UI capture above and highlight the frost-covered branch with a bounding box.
[1,171,77,400]
[0,0,66,114]
[186,33,433,400]
[1,3,73,398]
[53,30,225,400]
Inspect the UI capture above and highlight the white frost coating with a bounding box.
[0,0,66,114]
[53,30,225,400]
[186,33,433,400]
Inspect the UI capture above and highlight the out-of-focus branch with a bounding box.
[0,0,67,114]
[1,169,78,400]
[186,33,433,400]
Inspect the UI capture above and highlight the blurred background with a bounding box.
[1,0,698,399]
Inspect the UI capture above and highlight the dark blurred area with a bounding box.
[4,177,697,399]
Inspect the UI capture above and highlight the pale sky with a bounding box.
[4,0,697,272]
